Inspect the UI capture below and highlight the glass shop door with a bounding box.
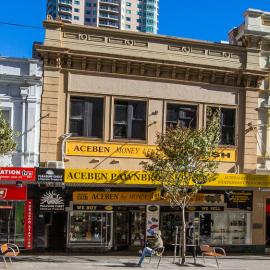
[130,210,146,247]
[115,212,129,249]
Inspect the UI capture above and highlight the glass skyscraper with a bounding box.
[47,0,159,34]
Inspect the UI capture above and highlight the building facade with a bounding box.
[0,57,42,249]
[47,0,159,34]
[34,17,269,252]
[230,9,270,252]
[0,57,43,167]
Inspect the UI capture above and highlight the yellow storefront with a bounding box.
[64,168,269,250]
[63,142,270,251]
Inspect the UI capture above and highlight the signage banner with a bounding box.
[65,169,270,188]
[39,189,65,212]
[225,191,253,211]
[190,193,224,204]
[73,205,113,211]
[146,205,160,237]
[65,169,160,185]
[0,167,35,181]
[0,185,27,201]
[24,200,33,250]
[187,206,224,212]
[66,141,236,162]
[37,168,64,183]
[211,148,236,162]
[73,191,156,203]
[66,141,157,159]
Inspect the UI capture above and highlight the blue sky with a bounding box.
[0,0,270,58]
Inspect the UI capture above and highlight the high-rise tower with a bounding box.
[46,0,159,34]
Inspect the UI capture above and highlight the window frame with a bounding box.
[111,97,148,142]
[165,102,198,130]
[205,105,237,147]
[67,94,105,140]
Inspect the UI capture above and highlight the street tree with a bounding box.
[0,111,16,155]
[144,110,221,265]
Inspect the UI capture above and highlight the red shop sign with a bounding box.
[0,185,27,201]
[0,167,35,181]
[24,200,33,250]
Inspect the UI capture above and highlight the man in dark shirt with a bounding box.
[138,230,163,267]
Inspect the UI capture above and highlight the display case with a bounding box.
[68,211,113,248]
[199,212,251,245]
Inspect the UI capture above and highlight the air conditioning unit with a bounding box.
[45,161,65,169]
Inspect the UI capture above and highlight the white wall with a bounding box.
[0,57,42,167]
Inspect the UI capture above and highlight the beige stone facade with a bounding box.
[36,18,269,250]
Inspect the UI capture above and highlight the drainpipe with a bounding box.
[20,87,29,167]
[61,133,72,162]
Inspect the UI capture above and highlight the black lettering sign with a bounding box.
[186,206,224,212]
[73,205,113,211]
[225,191,253,211]
[37,168,64,183]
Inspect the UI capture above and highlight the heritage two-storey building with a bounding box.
[34,16,269,252]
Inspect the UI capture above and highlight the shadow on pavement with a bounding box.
[15,256,97,263]
[104,263,139,267]
[175,263,206,267]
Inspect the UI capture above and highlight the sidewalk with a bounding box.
[5,255,270,270]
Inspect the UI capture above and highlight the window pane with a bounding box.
[166,104,197,128]
[1,110,10,126]
[92,99,104,138]
[114,103,128,123]
[208,107,235,145]
[114,100,146,140]
[69,97,103,138]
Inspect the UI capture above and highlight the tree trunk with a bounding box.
[181,204,186,265]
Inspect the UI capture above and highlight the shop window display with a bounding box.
[0,202,24,246]
[199,212,251,245]
[69,212,112,247]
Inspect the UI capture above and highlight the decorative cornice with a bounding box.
[35,45,267,89]
[0,74,42,85]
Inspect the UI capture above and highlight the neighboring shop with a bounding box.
[0,167,35,249]
[160,190,252,246]
[66,188,157,250]
[34,168,66,250]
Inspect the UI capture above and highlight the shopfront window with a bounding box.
[199,212,251,245]
[69,97,104,138]
[0,201,24,246]
[207,107,236,145]
[69,212,112,248]
[113,100,146,140]
[166,104,197,129]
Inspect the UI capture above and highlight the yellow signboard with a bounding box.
[65,169,160,185]
[66,141,156,159]
[73,191,156,203]
[65,141,236,162]
[64,169,270,188]
[211,148,236,162]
